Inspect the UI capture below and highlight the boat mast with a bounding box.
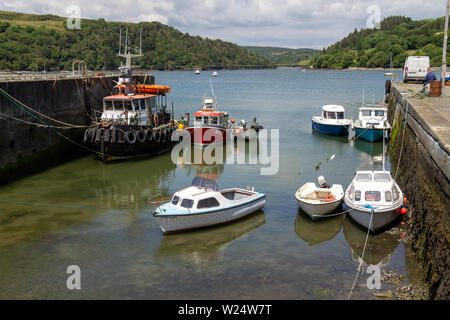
[382,128,386,171]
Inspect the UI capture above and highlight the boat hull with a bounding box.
[187,127,231,146]
[346,206,400,232]
[312,121,349,136]
[355,127,384,142]
[296,199,342,220]
[154,196,266,234]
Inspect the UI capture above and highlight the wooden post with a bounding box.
[442,0,450,93]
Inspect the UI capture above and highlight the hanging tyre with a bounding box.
[136,130,146,143]
[153,129,161,143]
[103,129,111,143]
[95,128,102,142]
[84,129,91,144]
[145,129,153,142]
[125,131,137,144]
[160,129,167,143]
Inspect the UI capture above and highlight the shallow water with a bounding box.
[0,68,420,299]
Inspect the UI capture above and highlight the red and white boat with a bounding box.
[187,96,232,146]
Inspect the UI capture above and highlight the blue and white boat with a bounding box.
[152,177,266,234]
[354,105,391,142]
[312,105,353,136]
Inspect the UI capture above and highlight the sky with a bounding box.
[0,0,447,49]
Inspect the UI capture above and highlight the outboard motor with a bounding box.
[317,175,329,188]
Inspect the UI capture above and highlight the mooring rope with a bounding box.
[0,87,88,128]
[393,103,409,180]
[0,111,77,129]
[347,210,374,300]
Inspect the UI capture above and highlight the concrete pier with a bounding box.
[387,81,449,299]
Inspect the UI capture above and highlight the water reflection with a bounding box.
[353,139,383,157]
[343,215,400,266]
[155,211,265,265]
[294,210,343,246]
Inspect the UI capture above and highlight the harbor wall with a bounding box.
[0,75,151,185]
[387,82,449,299]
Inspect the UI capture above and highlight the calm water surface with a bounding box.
[0,69,420,299]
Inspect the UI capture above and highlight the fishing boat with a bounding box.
[187,88,232,146]
[83,29,177,162]
[354,104,391,142]
[344,170,404,232]
[152,177,266,234]
[295,176,344,220]
[312,105,353,136]
[233,118,264,141]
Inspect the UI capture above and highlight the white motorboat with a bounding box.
[295,176,344,220]
[195,69,200,74]
[212,71,218,77]
[152,177,266,234]
[354,104,391,142]
[311,105,353,136]
[344,170,403,232]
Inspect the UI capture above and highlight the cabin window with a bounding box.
[219,115,224,124]
[114,101,124,111]
[365,191,381,202]
[195,116,202,123]
[144,98,152,110]
[210,117,218,125]
[104,101,113,111]
[337,112,344,119]
[180,198,194,209]
[203,117,209,124]
[348,185,354,200]
[355,190,361,201]
[362,110,371,117]
[385,191,392,202]
[197,197,220,209]
[124,100,133,111]
[328,112,336,119]
[171,195,180,205]
[323,111,327,118]
[356,173,372,182]
[374,173,390,182]
[374,111,384,117]
[134,101,141,111]
[140,99,146,110]
[392,187,400,201]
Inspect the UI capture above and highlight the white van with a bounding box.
[403,56,430,83]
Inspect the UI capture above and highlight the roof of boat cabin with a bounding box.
[322,105,345,112]
[104,94,156,100]
[359,106,388,111]
[194,111,225,116]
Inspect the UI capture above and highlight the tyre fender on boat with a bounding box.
[125,130,137,144]
[83,128,91,144]
[103,129,111,143]
[165,128,172,142]
[145,129,153,142]
[95,128,103,143]
[153,129,161,143]
[136,130,146,143]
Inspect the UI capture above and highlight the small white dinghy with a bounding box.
[152,177,266,234]
[295,176,344,220]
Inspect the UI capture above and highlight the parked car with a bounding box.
[402,56,430,83]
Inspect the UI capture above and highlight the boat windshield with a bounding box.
[355,173,372,182]
[374,173,390,182]
[328,112,336,119]
[104,101,113,111]
[180,198,194,209]
[337,112,344,119]
[365,191,381,201]
[374,110,385,117]
[171,195,180,205]
[191,176,219,191]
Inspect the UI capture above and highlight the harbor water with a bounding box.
[0,68,421,299]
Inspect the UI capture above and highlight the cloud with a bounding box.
[0,0,446,48]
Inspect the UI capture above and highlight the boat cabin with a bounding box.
[357,105,388,127]
[346,171,401,205]
[193,111,227,127]
[98,93,169,126]
[321,105,346,120]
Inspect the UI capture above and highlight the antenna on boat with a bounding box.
[119,28,122,55]
[362,88,365,107]
[382,128,386,171]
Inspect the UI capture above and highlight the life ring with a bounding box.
[153,129,161,143]
[125,131,137,144]
[145,129,153,142]
[153,114,158,127]
[83,129,91,143]
[136,130,146,143]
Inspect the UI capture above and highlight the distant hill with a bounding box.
[314,16,449,69]
[0,10,271,71]
[243,46,320,66]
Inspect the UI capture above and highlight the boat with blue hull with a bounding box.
[354,104,390,142]
[312,105,352,136]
